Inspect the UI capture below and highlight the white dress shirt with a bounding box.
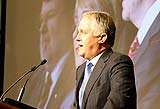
[79,51,104,109]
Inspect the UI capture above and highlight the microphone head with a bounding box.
[41,59,47,65]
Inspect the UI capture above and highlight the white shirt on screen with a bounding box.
[137,0,160,44]
[44,51,69,109]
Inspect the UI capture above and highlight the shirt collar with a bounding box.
[86,51,104,68]
[45,51,69,81]
[137,0,160,44]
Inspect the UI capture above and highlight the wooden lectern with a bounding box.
[0,101,18,109]
[0,98,37,109]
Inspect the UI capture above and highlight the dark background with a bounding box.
[0,0,6,96]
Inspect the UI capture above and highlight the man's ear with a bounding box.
[98,33,107,44]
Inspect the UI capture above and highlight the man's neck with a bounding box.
[45,51,70,73]
[131,1,156,28]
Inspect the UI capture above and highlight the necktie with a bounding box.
[38,73,52,108]
[79,62,93,109]
[128,36,140,59]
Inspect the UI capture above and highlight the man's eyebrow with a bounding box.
[74,13,79,22]
[40,9,56,22]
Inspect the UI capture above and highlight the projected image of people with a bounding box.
[38,0,76,109]
[24,0,76,109]
[122,0,160,108]
[5,0,160,108]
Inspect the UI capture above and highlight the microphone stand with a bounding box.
[0,66,36,101]
[0,59,47,101]
[16,65,36,102]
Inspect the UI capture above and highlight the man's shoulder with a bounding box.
[77,62,86,70]
[112,52,129,58]
[107,51,132,63]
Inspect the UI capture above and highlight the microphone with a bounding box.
[17,59,47,102]
[17,79,29,101]
[0,59,47,101]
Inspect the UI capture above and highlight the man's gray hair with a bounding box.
[82,11,116,47]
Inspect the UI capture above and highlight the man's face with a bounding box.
[40,0,71,60]
[76,16,100,60]
[73,6,92,66]
[122,0,140,21]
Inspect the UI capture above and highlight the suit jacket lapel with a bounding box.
[75,62,86,107]
[77,63,86,86]
[82,49,113,108]
[134,13,160,64]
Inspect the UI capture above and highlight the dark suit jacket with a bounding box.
[74,48,137,109]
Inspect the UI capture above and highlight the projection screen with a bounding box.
[4,0,160,109]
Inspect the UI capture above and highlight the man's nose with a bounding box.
[75,33,81,41]
[40,21,47,33]
[73,27,78,40]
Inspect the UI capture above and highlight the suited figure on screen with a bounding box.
[23,0,76,109]
[122,0,160,108]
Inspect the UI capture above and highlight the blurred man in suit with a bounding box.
[23,0,76,108]
[74,11,136,109]
[122,0,160,108]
